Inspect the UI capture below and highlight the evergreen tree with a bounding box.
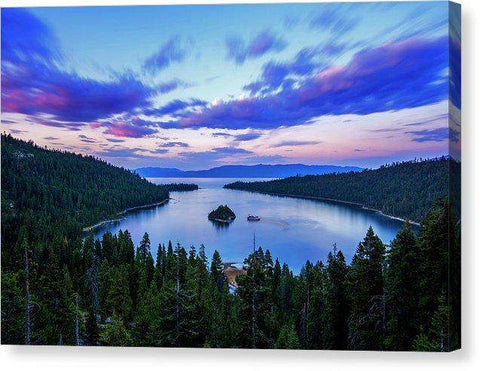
[275,321,301,349]
[384,222,419,350]
[100,316,133,346]
[322,247,349,349]
[210,250,225,290]
[348,227,386,350]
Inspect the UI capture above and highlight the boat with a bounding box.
[247,215,261,221]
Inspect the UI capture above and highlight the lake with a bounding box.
[93,177,412,272]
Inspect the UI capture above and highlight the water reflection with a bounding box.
[210,220,232,230]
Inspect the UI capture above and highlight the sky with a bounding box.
[1,2,461,170]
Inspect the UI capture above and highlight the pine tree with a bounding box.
[384,222,419,350]
[85,306,99,346]
[210,250,225,290]
[322,247,349,349]
[275,321,301,349]
[417,201,459,351]
[348,227,386,350]
[100,316,133,346]
[1,272,25,344]
[413,293,449,352]
[136,232,152,266]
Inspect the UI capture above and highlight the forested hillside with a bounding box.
[1,135,460,351]
[1,134,169,252]
[225,158,461,222]
[2,203,461,350]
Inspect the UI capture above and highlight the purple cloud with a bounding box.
[244,48,319,95]
[406,127,450,142]
[158,141,190,148]
[91,117,157,138]
[321,41,348,57]
[157,79,188,94]
[144,36,187,73]
[175,37,449,130]
[272,140,320,147]
[1,9,156,126]
[212,132,233,138]
[79,134,97,143]
[146,99,207,116]
[211,147,253,155]
[309,8,359,35]
[449,24,461,109]
[233,132,263,141]
[150,148,169,154]
[209,131,262,141]
[226,30,286,65]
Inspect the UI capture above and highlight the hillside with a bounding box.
[225,158,460,222]
[136,164,363,178]
[1,134,169,247]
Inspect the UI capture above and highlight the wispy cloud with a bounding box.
[143,36,188,73]
[226,30,286,65]
[91,117,157,138]
[158,141,190,148]
[146,99,207,117]
[272,140,320,147]
[309,8,359,35]
[406,127,450,142]
[1,9,183,136]
[173,37,449,130]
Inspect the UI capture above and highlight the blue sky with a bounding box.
[1,2,460,169]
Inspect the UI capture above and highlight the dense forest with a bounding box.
[225,158,461,223]
[1,135,460,350]
[1,134,169,250]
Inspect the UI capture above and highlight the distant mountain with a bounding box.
[135,164,363,178]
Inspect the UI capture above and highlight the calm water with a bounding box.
[93,177,411,272]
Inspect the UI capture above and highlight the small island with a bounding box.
[208,205,236,223]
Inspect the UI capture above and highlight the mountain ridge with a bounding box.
[136,163,363,178]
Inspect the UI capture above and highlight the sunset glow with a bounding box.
[1,2,460,169]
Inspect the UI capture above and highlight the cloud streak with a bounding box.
[144,36,188,73]
[1,10,156,124]
[272,140,321,147]
[1,9,185,138]
[171,37,449,130]
[406,127,451,143]
[91,118,158,138]
[226,30,287,65]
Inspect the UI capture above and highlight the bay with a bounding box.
[93,177,412,272]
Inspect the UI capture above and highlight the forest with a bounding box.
[1,134,169,251]
[225,158,461,223]
[1,135,460,350]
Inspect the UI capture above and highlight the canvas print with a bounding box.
[1,1,461,351]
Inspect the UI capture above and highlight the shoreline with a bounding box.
[82,198,170,233]
[226,189,420,226]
